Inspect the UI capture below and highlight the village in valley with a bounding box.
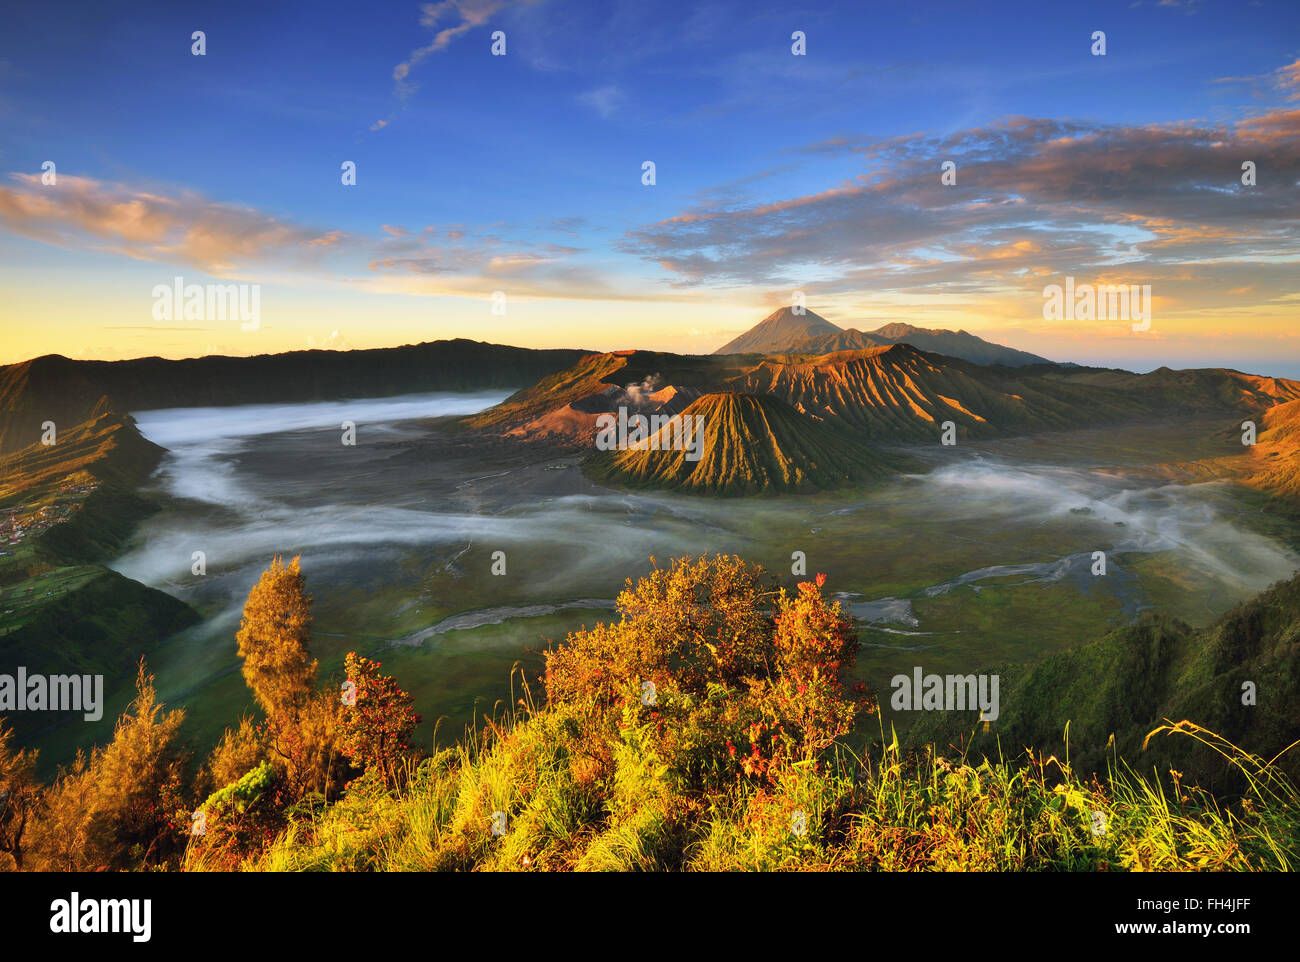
[0,481,97,554]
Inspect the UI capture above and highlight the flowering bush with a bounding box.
[544,556,865,792]
[337,653,421,787]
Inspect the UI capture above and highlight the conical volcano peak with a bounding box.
[713,307,840,355]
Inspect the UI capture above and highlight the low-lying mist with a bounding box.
[81,394,1300,767]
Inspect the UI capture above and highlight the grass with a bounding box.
[203,688,1298,872]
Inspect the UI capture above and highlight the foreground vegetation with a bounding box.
[2,553,1297,872]
[241,717,1299,872]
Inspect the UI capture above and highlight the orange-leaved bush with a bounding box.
[755,572,866,763]
[543,554,864,791]
[337,652,421,787]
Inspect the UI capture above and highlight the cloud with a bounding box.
[0,168,620,302]
[0,173,343,274]
[307,330,353,350]
[622,98,1300,318]
[576,85,625,118]
[1278,58,1300,100]
[391,0,541,100]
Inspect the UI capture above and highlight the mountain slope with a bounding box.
[469,346,1300,455]
[713,307,840,355]
[0,411,200,741]
[1240,398,1300,500]
[0,356,111,455]
[798,323,1057,367]
[730,344,1131,441]
[586,392,900,495]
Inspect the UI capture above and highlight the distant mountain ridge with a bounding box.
[714,309,1056,367]
[796,323,1057,368]
[0,340,589,454]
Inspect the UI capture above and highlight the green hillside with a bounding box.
[904,569,1300,790]
[0,412,200,742]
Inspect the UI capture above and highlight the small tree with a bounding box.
[761,573,864,761]
[544,554,777,713]
[0,721,40,871]
[236,555,317,719]
[337,653,420,788]
[26,663,187,871]
[543,555,866,792]
[234,557,347,803]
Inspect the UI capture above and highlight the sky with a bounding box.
[0,0,1297,376]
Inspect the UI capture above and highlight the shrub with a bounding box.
[337,652,421,788]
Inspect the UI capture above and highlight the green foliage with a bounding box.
[6,552,1299,873]
[909,570,1300,790]
[202,760,275,814]
[240,556,1299,872]
[247,701,1300,872]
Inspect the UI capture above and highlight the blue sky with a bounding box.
[1,0,1298,374]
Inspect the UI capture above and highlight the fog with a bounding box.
[133,393,510,509]
[916,458,1298,592]
[113,397,1299,651]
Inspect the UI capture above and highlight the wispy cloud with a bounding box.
[622,90,1300,321]
[391,0,539,99]
[576,84,625,118]
[0,168,627,301]
[0,174,343,274]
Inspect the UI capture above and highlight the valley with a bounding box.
[4,333,1299,788]
[22,390,1297,777]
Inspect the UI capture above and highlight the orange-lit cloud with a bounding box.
[0,174,342,274]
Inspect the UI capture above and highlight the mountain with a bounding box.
[713,309,1057,367]
[0,340,589,454]
[798,323,1057,367]
[472,346,1300,449]
[729,344,1129,441]
[0,410,166,571]
[0,356,111,455]
[465,350,722,444]
[0,410,199,740]
[712,307,841,355]
[585,392,902,495]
